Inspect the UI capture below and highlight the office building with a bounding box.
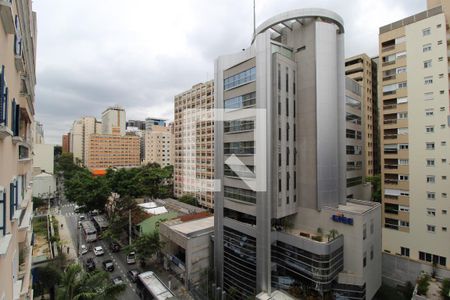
[69,116,101,165]
[102,105,125,135]
[126,125,144,162]
[62,133,70,153]
[380,0,450,284]
[86,130,140,170]
[0,0,37,299]
[214,9,381,299]
[144,121,174,167]
[345,54,380,177]
[127,119,146,131]
[174,81,215,209]
[145,117,167,130]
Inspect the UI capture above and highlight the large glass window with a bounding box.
[224,67,256,90]
[224,164,255,178]
[224,141,254,155]
[224,119,254,133]
[224,92,256,109]
[224,186,256,204]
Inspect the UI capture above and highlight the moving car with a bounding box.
[85,258,96,272]
[126,251,136,264]
[127,269,139,283]
[80,244,88,255]
[111,276,124,285]
[102,259,114,272]
[109,241,121,252]
[93,246,104,256]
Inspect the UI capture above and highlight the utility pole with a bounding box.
[128,209,132,245]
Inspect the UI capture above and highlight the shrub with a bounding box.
[441,278,450,299]
[417,273,431,296]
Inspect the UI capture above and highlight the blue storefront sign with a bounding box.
[332,214,354,225]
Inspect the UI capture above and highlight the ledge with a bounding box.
[15,54,24,72]
[0,124,13,139]
[0,234,12,256]
[12,136,24,144]
[0,0,14,34]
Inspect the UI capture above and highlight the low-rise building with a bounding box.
[159,215,214,287]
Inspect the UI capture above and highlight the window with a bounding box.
[0,66,8,127]
[424,92,434,101]
[399,144,409,150]
[286,172,290,191]
[399,159,409,165]
[224,119,255,133]
[224,67,256,90]
[399,175,409,181]
[440,106,446,111]
[426,126,434,133]
[425,109,434,116]
[363,223,367,240]
[363,251,367,267]
[224,92,256,109]
[427,192,435,200]
[370,245,374,260]
[442,175,447,180]
[423,43,432,52]
[423,27,431,36]
[424,60,432,68]
[277,64,281,90]
[426,175,435,183]
[427,225,436,232]
[397,66,406,74]
[278,178,281,192]
[398,81,407,88]
[438,40,443,45]
[400,221,409,227]
[278,153,281,167]
[0,187,6,237]
[285,67,289,93]
[286,147,289,165]
[441,141,447,146]
[426,159,435,166]
[443,227,447,232]
[427,208,436,216]
[286,123,289,142]
[224,141,254,155]
[443,210,447,215]
[424,76,433,85]
[224,186,256,204]
[398,112,408,119]
[286,98,289,116]
[443,193,448,198]
[401,247,410,257]
[370,219,374,234]
[442,159,447,163]
[426,142,435,150]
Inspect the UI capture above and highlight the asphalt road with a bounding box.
[60,200,140,300]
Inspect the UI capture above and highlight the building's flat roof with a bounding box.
[169,216,214,236]
[337,199,379,214]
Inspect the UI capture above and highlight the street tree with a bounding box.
[127,231,162,262]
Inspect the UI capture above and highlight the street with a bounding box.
[59,200,140,300]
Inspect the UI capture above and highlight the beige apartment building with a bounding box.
[174,81,214,209]
[69,116,101,165]
[380,0,450,283]
[345,54,380,177]
[86,131,140,169]
[144,122,174,167]
[0,0,37,299]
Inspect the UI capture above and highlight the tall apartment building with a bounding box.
[345,54,380,177]
[144,119,174,167]
[86,131,140,170]
[62,133,70,153]
[69,116,101,165]
[126,125,144,162]
[102,105,125,135]
[174,81,214,209]
[214,9,381,300]
[34,120,43,144]
[346,77,371,200]
[127,119,146,130]
[0,0,37,299]
[380,0,450,283]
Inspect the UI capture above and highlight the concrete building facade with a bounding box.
[86,131,140,170]
[62,133,70,153]
[174,81,215,209]
[144,121,174,167]
[0,0,37,298]
[345,54,380,177]
[101,105,125,135]
[214,9,381,300]
[69,116,101,165]
[379,0,450,284]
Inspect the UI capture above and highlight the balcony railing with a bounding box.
[384,164,398,169]
[383,74,396,81]
[384,134,398,139]
[383,104,397,110]
[382,60,396,67]
[382,45,395,52]
[384,119,397,125]
[384,179,398,185]
[384,150,398,154]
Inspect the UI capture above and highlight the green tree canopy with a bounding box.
[178,194,197,206]
[366,174,381,202]
[127,231,162,261]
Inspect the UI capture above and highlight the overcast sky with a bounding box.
[34,0,424,144]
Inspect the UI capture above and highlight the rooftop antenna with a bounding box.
[253,0,256,36]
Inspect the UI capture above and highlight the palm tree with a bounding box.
[57,263,126,300]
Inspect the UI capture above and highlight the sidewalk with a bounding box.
[55,214,78,262]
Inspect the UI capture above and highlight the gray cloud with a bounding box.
[34,0,425,144]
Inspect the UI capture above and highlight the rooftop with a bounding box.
[379,6,442,34]
[167,216,214,237]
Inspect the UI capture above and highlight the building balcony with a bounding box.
[15,53,24,72]
[0,0,14,34]
[0,124,13,139]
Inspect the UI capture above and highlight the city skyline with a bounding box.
[34,0,424,144]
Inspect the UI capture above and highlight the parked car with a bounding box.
[111,276,124,285]
[89,210,100,217]
[127,269,139,283]
[102,259,114,272]
[74,205,86,214]
[79,215,86,221]
[126,251,136,264]
[85,258,96,272]
[109,241,121,252]
[93,246,104,256]
[80,244,88,255]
